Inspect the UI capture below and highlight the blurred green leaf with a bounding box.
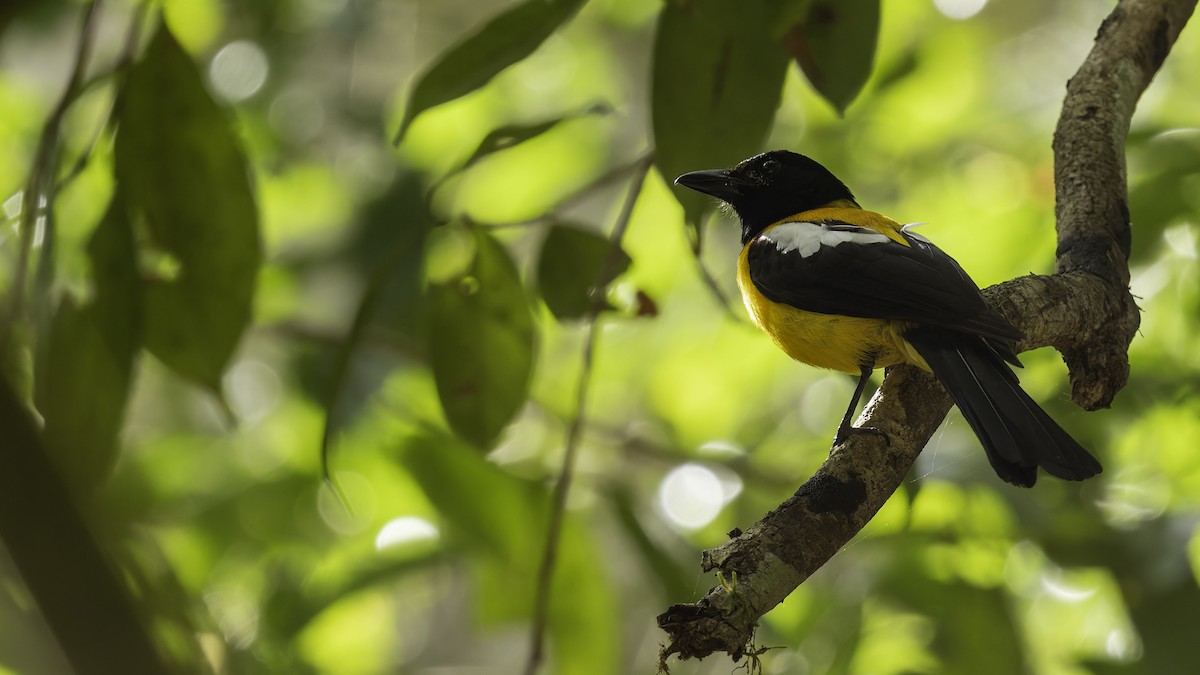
[1128,129,1200,262]
[882,543,1024,674]
[548,518,619,675]
[320,177,436,482]
[402,430,618,674]
[393,0,588,143]
[784,0,880,115]
[652,0,789,228]
[933,584,1023,674]
[1126,571,1200,675]
[114,19,261,390]
[429,227,535,449]
[400,430,542,560]
[609,487,694,601]
[537,223,631,321]
[263,549,445,642]
[460,103,613,175]
[38,197,140,493]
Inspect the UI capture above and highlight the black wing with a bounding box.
[747,220,1021,345]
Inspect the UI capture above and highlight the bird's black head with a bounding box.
[674,150,857,243]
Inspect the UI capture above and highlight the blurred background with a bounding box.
[1,0,1199,673]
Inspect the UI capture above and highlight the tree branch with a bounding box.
[0,379,169,674]
[657,0,1194,664]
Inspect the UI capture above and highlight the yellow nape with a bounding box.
[782,204,910,245]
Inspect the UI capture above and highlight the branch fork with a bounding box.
[658,0,1195,665]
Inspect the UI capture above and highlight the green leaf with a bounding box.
[429,228,535,449]
[320,176,437,483]
[934,584,1024,675]
[547,517,619,675]
[400,430,618,675]
[1128,129,1200,263]
[652,0,790,228]
[400,430,543,560]
[115,19,261,390]
[38,197,140,493]
[537,223,631,321]
[460,103,612,175]
[393,0,588,144]
[783,0,880,115]
[608,487,694,601]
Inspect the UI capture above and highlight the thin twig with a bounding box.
[56,1,146,196]
[1,0,103,356]
[523,153,654,675]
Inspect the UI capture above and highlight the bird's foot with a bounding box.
[833,425,891,448]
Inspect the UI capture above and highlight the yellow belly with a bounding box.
[736,245,928,374]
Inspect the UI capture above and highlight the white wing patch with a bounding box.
[760,221,891,258]
[900,222,932,244]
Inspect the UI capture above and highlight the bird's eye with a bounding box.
[761,159,781,175]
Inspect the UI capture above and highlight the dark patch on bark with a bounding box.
[795,471,866,515]
[1056,234,1118,274]
[1151,18,1171,70]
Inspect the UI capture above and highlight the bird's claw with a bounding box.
[833,425,891,448]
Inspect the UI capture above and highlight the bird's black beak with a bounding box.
[674,169,750,202]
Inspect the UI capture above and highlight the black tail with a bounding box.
[905,327,1102,487]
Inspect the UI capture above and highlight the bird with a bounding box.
[673,150,1102,487]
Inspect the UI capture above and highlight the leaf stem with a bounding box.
[522,153,653,675]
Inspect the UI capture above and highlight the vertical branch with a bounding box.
[1051,0,1194,409]
[523,154,654,675]
[0,375,169,673]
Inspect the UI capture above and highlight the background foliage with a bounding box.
[1,0,1198,673]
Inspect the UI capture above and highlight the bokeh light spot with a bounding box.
[934,0,988,20]
[224,359,282,425]
[375,516,439,552]
[209,40,269,101]
[657,463,724,531]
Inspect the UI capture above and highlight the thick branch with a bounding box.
[1051,0,1194,407]
[658,0,1193,664]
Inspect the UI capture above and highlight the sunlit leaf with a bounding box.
[652,0,789,228]
[262,544,444,641]
[429,228,535,449]
[115,19,261,390]
[784,0,880,115]
[38,196,140,493]
[393,0,588,143]
[537,222,631,321]
[459,103,612,175]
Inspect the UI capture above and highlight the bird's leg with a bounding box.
[832,364,890,447]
